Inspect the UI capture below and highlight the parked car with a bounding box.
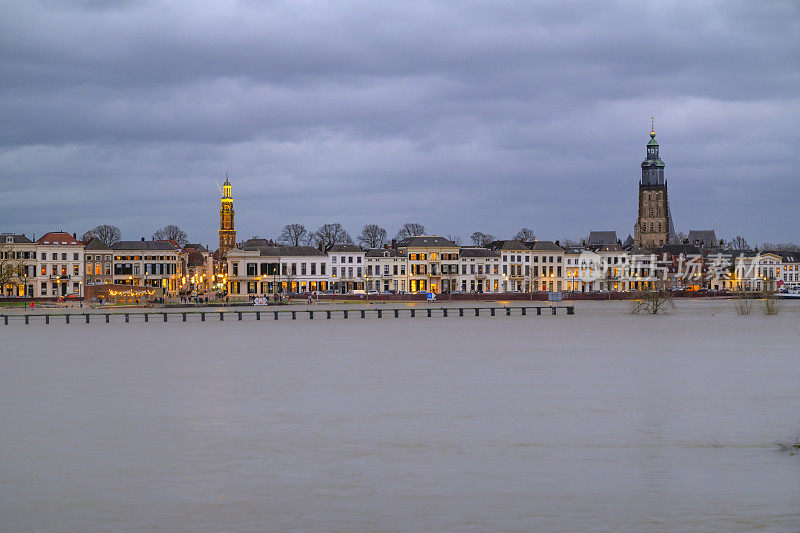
[367,290,379,295]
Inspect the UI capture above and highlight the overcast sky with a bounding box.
[2,0,799,247]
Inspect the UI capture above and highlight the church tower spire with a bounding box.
[219,170,236,256]
[634,121,671,249]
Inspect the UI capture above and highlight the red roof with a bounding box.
[37,232,82,245]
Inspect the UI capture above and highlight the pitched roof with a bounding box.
[112,240,179,251]
[588,230,618,246]
[688,230,718,247]
[531,240,564,251]
[1,233,32,244]
[37,232,82,245]
[327,244,363,253]
[183,243,208,252]
[84,237,111,250]
[187,251,207,267]
[396,235,458,248]
[365,248,405,257]
[657,244,702,256]
[459,247,500,258]
[623,234,634,247]
[488,240,530,251]
[243,244,326,257]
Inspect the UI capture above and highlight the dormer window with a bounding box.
[5,236,11,243]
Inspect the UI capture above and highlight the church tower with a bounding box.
[218,172,236,256]
[634,121,670,249]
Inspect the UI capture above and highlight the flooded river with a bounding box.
[1,300,799,531]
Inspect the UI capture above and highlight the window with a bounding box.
[52,253,57,260]
[348,256,353,263]
[357,267,362,277]
[332,256,337,263]
[502,265,507,274]
[301,263,307,276]
[73,253,79,260]
[332,267,337,277]
[232,263,239,275]
[311,263,316,275]
[503,255,507,262]
[246,263,257,276]
[367,265,373,275]
[356,256,361,263]
[348,267,353,277]
[73,264,79,275]
[321,263,326,275]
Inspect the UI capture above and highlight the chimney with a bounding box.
[391,239,397,249]
[141,237,145,241]
[73,232,76,238]
[555,240,560,246]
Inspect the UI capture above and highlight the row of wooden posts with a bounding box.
[1,305,574,325]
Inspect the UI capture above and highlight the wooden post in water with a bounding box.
[25,315,29,325]
[443,308,448,317]
[45,315,49,324]
[144,313,149,323]
[343,310,348,319]
[182,313,186,322]
[256,312,260,321]
[505,307,511,316]
[427,309,432,318]
[308,310,314,319]
[124,313,129,323]
[219,312,224,321]
[291,311,296,320]
[201,312,205,321]
[85,314,90,324]
[394,309,399,318]
[65,314,70,324]
[163,313,168,322]
[105,314,110,323]
[273,311,279,320]
[475,308,480,317]
[360,310,365,318]
[377,309,382,318]
[459,308,464,317]
[410,309,415,318]
[237,312,242,321]
[521,307,526,316]
[326,310,331,319]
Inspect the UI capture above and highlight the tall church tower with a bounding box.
[218,172,236,256]
[634,122,670,249]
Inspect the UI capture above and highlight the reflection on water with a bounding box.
[1,301,799,531]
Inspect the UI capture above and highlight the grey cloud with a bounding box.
[1,0,799,245]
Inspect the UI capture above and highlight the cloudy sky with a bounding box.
[2,0,799,247]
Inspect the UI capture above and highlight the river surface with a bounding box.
[1,300,799,532]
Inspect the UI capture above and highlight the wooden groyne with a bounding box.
[1,305,574,325]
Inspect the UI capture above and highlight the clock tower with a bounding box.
[218,172,236,256]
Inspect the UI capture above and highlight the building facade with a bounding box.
[1,233,37,298]
[111,240,182,293]
[365,248,407,293]
[35,232,85,297]
[226,241,330,296]
[84,237,113,286]
[328,244,366,293]
[396,236,460,294]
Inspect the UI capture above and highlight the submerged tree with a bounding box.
[357,224,388,249]
[81,224,121,246]
[278,224,309,246]
[152,224,188,246]
[631,283,675,315]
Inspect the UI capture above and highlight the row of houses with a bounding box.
[3,231,798,300]
[223,235,800,297]
[0,232,214,299]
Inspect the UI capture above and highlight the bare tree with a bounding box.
[470,232,495,247]
[311,223,353,248]
[445,234,463,246]
[153,225,189,246]
[278,224,309,246]
[0,242,24,291]
[81,224,121,246]
[395,222,426,239]
[357,224,388,249]
[513,228,536,242]
[726,235,751,251]
[761,242,800,251]
[672,231,688,245]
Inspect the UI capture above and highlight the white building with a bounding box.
[111,240,182,293]
[327,244,366,293]
[531,241,565,293]
[35,232,85,297]
[491,241,531,292]
[458,248,502,293]
[1,233,37,298]
[226,241,330,297]
[365,248,407,293]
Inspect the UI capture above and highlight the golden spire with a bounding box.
[650,116,656,138]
